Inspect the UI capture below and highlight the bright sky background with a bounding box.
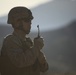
[0,0,76,31]
[0,0,51,16]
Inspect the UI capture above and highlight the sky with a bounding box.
[0,0,51,16]
[0,0,76,31]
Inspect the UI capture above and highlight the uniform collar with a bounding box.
[13,31,27,41]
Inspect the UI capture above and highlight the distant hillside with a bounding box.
[0,20,76,74]
[0,25,13,50]
[28,20,76,73]
[0,0,76,31]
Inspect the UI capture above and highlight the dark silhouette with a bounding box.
[0,0,76,75]
[0,6,48,75]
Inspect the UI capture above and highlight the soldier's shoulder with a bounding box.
[4,34,15,41]
[4,34,13,39]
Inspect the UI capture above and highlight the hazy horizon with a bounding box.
[0,0,76,31]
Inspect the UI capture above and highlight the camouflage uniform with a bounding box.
[1,31,48,75]
[1,6,48,75]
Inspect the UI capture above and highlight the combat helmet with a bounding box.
[7,6,33,24]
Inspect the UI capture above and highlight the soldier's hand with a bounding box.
[34,37,44,50]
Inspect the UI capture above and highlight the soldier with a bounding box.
[1,6,48,75]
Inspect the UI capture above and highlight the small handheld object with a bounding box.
[37,25,40,38]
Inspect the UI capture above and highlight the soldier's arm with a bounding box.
[37,50,49,72]
[33,37,49,72]
[2,37,37,68]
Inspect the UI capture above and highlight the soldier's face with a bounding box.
[22,20,32,34]
[14,19,31,34]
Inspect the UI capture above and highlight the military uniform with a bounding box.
[1,31,48,75]
[1,6,48,75]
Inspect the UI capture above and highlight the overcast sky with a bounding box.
[0,0,51,16]
[0,0,76,31]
